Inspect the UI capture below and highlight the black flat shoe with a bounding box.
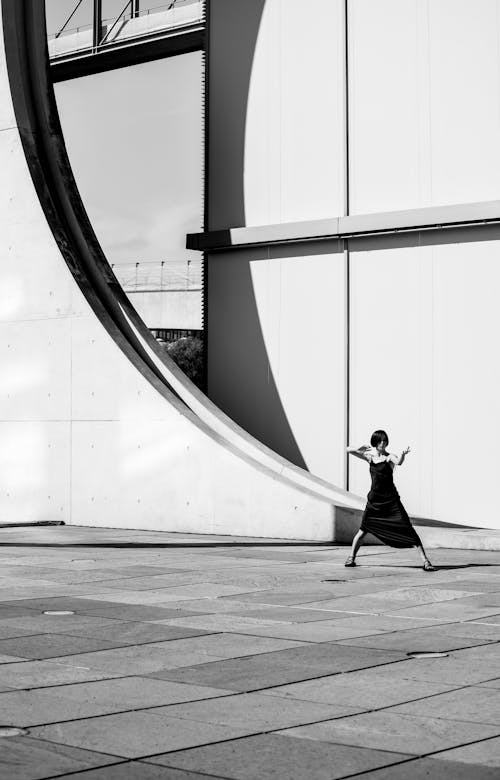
[423,561,436,572]
[345,556,356,567]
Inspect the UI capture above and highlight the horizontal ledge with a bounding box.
[186,200,500,251]
[50,26,204,81]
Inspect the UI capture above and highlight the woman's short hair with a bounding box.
[371,429,389,447]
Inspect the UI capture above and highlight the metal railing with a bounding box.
[111,259,202,293]
[47,0,203,51]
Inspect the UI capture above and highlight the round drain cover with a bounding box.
[0,727,29,738]
[43,610,75,616]
[407,651,448,659]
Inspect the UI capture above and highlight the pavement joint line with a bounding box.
[9,731,128,766]
[43,760,137,780]
[161,708,500,765]
[343,731,500,780]
[6,649,492,731]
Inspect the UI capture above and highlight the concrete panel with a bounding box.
[349,0,500,213]
[348,0,424,214]
[209,0,344,229]
[0,318,71,421]
[431,241,500,528]
[349,240,500,530]
[0,422,70,523]
[243,0,345,225]
[70,312,169,422]
[428,0,500,206]
[349,246,434,517]
[208,248,346,484]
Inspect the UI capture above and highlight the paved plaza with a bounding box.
[0,525,499,779]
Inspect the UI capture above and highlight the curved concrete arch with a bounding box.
[0,0,365,539]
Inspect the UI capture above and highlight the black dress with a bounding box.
[360,458,421,549]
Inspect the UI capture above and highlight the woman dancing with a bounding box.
[346,430,435,571]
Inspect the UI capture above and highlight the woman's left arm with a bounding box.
[389,446,411,466]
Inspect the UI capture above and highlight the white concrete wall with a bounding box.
[349,238,500,530]
[349,0,500,213]
[243,0,345,225]
[208,247,346,486]
[0,4,357,539]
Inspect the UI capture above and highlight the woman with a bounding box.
[346,430,435,571]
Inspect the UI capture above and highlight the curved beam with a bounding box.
[2,0,364,517]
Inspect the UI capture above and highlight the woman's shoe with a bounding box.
[423,560,436,572]
[345,556,356,567]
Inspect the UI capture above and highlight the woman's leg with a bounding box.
[346,529,367,565]
[415,541,435,571]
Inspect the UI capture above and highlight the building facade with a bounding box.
[0,0,498,535]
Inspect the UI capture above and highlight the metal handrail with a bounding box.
[47,0,202,42]
[99,0,133,45]
[54,0,87,38]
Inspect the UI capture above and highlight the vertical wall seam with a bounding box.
[344,0,350,490]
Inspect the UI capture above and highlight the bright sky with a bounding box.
[54,52,203,266]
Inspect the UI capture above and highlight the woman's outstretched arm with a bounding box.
[347,445,372,461]
[389,446,411,466]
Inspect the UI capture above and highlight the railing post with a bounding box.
[131,0,140,18]
[93,0,103,48]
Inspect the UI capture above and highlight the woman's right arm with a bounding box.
[347,445,372,461]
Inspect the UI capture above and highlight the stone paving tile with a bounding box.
[465,592,500,605]
[0,735,121,780]
[0,633,120,660]
[363,586,480,605]
[151,644,406,691]
[431,579,500,593]
[156,614,305,633]
[153,632,307,659]
[388,643,500,684]
[217,589,343,605]
[77,605,209,622]
[0,604,39,619]
[479,678,500,689]
[93,574,210,591]
[156,691,358,730]
[0,585,122,600]
[426,620,500,639]
[153,598,279,615]
[222,606,357,623]
[147,733,411,780]
[280,710,500,754]
[385,599,500,621]
[61,621,214,645]
[78,585,264,605]
[206,619,388,643]
[300,590,476,614]
[432,736,500,767]
[47,642,230,675]
[334,626,496,653]
[0,676,232,726]
[389,685,500,724]
[0,614,127,636]
[0,659,126,689]
[0,654,29,663]
[52,763,208,779]
[30,711,250,758]
[353,757,500,779]
[262,669,458,709]
[1,529,500,780]
[2,597,126,612]
[469,613,500,624]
